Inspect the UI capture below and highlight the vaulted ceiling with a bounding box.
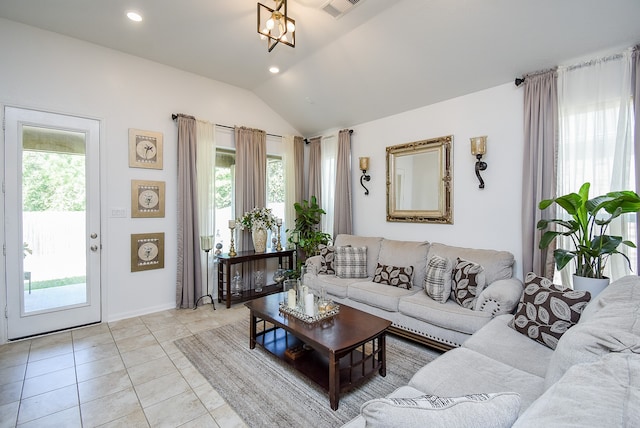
[1,0,639,136]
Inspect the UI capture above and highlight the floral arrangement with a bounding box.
[237,207,278,232]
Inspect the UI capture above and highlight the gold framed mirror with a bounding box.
[386,135,453,223]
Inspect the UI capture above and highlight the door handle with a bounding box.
[90,245,98,252]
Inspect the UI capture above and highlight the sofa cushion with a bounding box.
[317,244,337,275]
[409,347,544,415]
[424,255,453,303]
[361,392,520,428]
[451,258,486,309]
[463,315,554,378]
[514,353,640,428]
[311,275,365,299]
[334,246,368,278]
[580,274,640,322]
[378,239,430,289]
[398,292,492,335]
[348,282,416,312]
[373,263,414,289]
[334,234,383,277]
[429,243,514,285]
[511,273,591,350]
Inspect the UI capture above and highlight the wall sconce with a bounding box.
[470,136,487,189]
[359,157,371,195]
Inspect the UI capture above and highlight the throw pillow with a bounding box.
[361,392,521,428]
[334,246,368,278]
[450,257,486,309]
[373,263,414,289]
[317,244,337,275]
[424,254,453,303]
[511,272,591,350]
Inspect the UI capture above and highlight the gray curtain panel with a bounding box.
[307,136,322,206]
[521,69,558,278]
[333,129,353,239]
[176,114,202,308]
[633,45,640,273]
[294,136,304,205]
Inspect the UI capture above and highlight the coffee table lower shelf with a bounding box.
[251,319,386,410]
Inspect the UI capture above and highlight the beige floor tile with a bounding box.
[29,332,71,350]
[134,371,190,408]
[120,344,166,368]
[74,342,120,365]
[78,369,132,404]
[21,367,76,399]
[150,324,192,343]
[127,355,178,386]
[158,339,181,356]
[27,342,73,363]
[110,324,150,342]
[0,340,31,357]
[143,390,207,428]
[0,401,19,428]
[211,403,247,428]
[72,331,115,352]
[0,350,29,371]
[193,383,226,412]
[107,317,144,331]
[179,413,219,428]
[25,352,75,379]
[16,405,81,428]
[0,364,26,386]
[114,332,157,354]
[96,408,149,428]
[16,384,78,425]
[167,352,193,371]
[71,323,111,341]
[0,381,22,407]
[76,355,125,383]
[184,318,221,334]
[80,387,141,427]
[178,365,209,389]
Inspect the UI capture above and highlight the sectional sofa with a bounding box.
[342,274,640,427]
[304,234,523,351]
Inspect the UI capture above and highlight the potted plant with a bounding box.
[288,196,331,263]
[537,182,640,294]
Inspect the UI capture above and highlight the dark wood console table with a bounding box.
[217,249,294,308]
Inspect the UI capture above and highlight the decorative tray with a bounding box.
[278,301,340,324]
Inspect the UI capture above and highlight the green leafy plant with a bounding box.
[288,196,331,261]
[537,182,640,279]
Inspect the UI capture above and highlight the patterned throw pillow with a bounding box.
[450,258,486,309]
[511,272,591,350]
[373,263,414,289]
[424,255,453,303]
[317,244,337,275]
[334,246,368,278]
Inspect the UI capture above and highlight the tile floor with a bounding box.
[0,301,249,428]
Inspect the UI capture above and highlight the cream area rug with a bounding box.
[174,319,440,428]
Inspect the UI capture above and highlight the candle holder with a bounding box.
[229,226,237,257]
[276,223,283,252]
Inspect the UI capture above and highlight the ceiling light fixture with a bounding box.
[269,66,280,74]
[126,11,143,22]
[257,0,296,52]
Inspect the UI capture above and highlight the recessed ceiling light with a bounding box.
[127,11,143,22]
[269,66,280,74]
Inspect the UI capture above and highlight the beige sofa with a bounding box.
[342,274,640,427]
[304,234,523,350]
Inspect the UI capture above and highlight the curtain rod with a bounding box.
[304,129,353,144]
[171,114,283,138]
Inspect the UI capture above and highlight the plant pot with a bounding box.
[252,228,267,253]
[572,274,609,297]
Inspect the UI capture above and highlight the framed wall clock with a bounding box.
[131,180,165,218]
[131,232,165,272]
[128,128,163,169]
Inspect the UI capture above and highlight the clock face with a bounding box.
[138,189,159,209]
[138,242,159,262]
[136,138,157,160]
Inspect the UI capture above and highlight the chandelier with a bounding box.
[257,0,296,52]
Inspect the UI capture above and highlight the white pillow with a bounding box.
[361,392,521,428]
[424,254,453,303]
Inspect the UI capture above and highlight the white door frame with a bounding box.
[3,105,103,340]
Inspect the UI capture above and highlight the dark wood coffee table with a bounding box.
[245,293,392,410]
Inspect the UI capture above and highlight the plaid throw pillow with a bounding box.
[450,258,486,309]
[511,272,591,350]
[334,246,368,278]
[373,263,414,289]
[318,244,337,275]
[424,255,453,303]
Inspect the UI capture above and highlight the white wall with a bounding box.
[347,83,524,277]
[0,19,299,342]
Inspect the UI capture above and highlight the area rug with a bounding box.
[174,320,440,428]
